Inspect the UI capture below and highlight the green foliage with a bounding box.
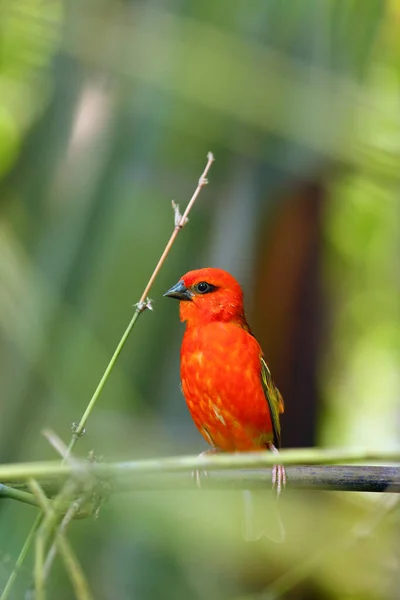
[0,1,398,599]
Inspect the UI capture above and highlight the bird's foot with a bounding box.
[272,463,287,495]
[268,443,286,496]
[192,448,219,489]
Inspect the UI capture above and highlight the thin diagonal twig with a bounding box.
[31,478,78,599]
[65,151,214,456]
[29,480,93,600]
[42,498,85,584]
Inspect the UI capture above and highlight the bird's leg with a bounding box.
[192,448,220,489]
[268,443,286,495]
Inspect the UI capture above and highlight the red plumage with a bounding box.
[165,268,284,455]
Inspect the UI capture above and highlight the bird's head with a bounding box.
[164,267,245,326]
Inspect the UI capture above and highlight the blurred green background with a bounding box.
[0,1,399,598]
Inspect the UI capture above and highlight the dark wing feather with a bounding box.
[260,356,284,448]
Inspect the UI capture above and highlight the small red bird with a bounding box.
[164,267,285,495]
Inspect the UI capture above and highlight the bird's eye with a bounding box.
[195,281,215,294]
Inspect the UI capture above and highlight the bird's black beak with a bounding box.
[163,280,193,301]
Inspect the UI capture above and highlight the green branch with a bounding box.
[2,465,400,503]
[0,484,39,507]
[29,480,93,600]
[65,309,141,456]
[0,447,399,484]
[66,151,215,456]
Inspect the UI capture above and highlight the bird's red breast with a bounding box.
[164,267,284,452]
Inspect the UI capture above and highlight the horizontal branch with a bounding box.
[0,448,399,499]
[158,466,399,493]
[0,447,400,483]
[1,467,399,511]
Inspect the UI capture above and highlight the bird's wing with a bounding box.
[260,356,284,448]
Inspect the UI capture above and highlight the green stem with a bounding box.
[63,151,215,459]
[0,482,86,600]
[65,308,141,457]
[29,480,93,600]
[0,515,40,600]
[0,484,40,507]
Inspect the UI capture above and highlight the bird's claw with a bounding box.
[192,468,209,489]
[272,463,286,496]
[192,448,218,489]
[268,443,286,496]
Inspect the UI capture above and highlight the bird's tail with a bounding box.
[242,490,286,543]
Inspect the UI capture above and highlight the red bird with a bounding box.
[164,267,285,493]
